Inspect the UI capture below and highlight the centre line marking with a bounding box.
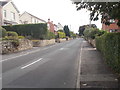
[21,58,43,69]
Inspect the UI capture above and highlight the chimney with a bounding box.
[48,18,50,22]
[51,21,53,24]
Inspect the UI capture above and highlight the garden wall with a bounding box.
[1,39,33,54]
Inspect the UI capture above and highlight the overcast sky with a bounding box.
[12,0,102,33]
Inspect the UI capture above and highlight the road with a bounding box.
[1,38,83,88]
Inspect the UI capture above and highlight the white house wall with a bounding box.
[2,2,20,24]
[20,12,46,24]
[20,12,32,24]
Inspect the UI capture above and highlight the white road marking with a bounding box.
[76,41,83,88]
[59,48,64,50]
[21,58,43,69]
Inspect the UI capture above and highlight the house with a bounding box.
[0,0,20,26]
[57,23,63,30]
[102,19,120,32]
[19,11,46,24]
[47,19,55,33]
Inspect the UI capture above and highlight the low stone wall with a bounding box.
[32,39,55,47]
[88,38,96,48]
[1,39,33,54]
[59,38,66,42]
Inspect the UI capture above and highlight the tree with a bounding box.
[70,31,77,38]
[63,25,70,37]
[78,26,85,36]
[73,2,120,26]
[79,24,97,36]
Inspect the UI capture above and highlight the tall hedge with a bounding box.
[2,23,47,40]
[96,33,120,73]
[0,26,7,38]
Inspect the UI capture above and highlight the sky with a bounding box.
[12,0,102,33]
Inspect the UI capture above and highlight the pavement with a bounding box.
[80,40,119,90]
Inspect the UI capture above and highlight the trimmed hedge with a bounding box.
[2,23,48,40]
[0,26,7,38]
[96,33,120,73]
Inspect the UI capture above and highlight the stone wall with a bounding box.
[32,39,55,47]
[88,38,96,48]
[1,39,33,54]
[59,38,67,42]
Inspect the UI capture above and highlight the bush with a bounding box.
[58,32,66,38]
[2,23,48,40]
[7,31,18,37]
[45,31,55,40]
[6,31,18,40]
[0,26,7,38]
[18,36,25,39]
[96,33,120,73]
[83,27,107,39]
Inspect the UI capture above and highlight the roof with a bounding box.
[0,1,8,6]
[0,0,19,13]
[11,1,19,13]
[20,11,47,23]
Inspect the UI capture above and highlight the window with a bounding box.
[32,18,34,23]
[11,12,15,20]
[34,19,36,23]
[4,10,6,18]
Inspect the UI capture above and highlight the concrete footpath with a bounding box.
[80,40,119,89]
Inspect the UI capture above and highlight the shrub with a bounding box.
[96,33,120,73]
[46,31,55,40]
[18,36,25,39]
[83,27,107,39]
[58,32,66,38]
[2,23,47,40]
[7,31,18,37]
[6,31,18,40]
[0,26,7,38]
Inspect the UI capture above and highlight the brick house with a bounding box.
[102,19,120,32]
[47,19,55,33]
[0,0,20,26]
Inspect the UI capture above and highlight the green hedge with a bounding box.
[0,26,7,38]
[96,33,120,73]
[2,23,47,40]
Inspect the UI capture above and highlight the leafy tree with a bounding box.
[70,31,77,38]
[79,24,97,36]
[79,26,85,36]
[74,2,120,26]
[63,25,70,37]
